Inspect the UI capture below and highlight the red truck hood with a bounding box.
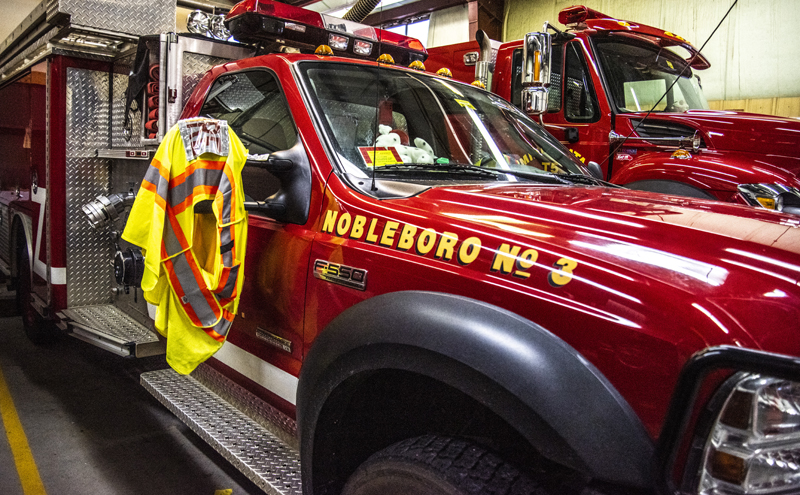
[412,183,800,299]
[419,183,800,254]
[404,183,800,354]
[627,111,800,169]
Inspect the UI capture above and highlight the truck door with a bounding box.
[540,41,608,170]
[196,68,311,410]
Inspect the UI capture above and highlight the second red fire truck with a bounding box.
[427,5,800,216]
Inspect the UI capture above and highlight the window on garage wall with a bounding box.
[386,17,430,48]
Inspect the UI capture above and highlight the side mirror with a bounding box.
[521,32,552,116]
[242,139,311,224]
[587,161,603,180]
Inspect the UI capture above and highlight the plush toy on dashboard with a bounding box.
[414,137,435,157]
[374,125,436,164]
[375,125,402,147]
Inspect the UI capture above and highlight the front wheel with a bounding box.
[341,435,547,495]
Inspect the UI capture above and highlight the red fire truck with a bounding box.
[426,5,800,216]
[1,1,800,495]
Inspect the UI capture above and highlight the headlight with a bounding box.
[737,183,800,213]
[698,374,800,494]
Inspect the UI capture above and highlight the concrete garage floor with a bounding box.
[0,312,262,495]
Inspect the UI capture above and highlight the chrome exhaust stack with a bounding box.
[474,30,493,88]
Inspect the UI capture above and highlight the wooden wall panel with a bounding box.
[503,0,799,104]
[708,97,800,117]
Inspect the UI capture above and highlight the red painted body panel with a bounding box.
[0,62,49,299]
[183,54,333,414]
[307,174,800,437]
[610,148,800,201]
[48,56,68,308]
[423,40,480,84]
[181,54,800,441]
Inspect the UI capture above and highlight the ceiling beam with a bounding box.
[362,0,468,26]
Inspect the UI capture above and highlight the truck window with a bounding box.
[299,61,588,179]
[200,70,297,153]
[593,39,710,113]
[200,70,298,202]
[564,42,598,123]
[511,46,562,112]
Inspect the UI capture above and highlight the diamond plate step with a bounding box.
[141,368,302,495]
[61,304,164,358]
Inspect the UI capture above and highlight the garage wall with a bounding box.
[503,0,800,115]
[428,4,471,47]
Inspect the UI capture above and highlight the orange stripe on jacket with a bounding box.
[170,159,227,188]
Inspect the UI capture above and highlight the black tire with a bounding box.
[341,435,548,495]
[16,239,58,345]
[623,179,717,200]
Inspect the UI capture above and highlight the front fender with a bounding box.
[297,291,654,489]
[611,149,800,201]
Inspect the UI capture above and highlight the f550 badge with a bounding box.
[314,259,367,291]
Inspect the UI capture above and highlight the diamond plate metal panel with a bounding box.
[194,364,298,448]
[67,68,110,156]
[62,304,158,344]
[181,52,229,110]
[66,68,114,306]
[142,369,303,495]
[57,0,175,36]
[0,204,9,264]
[65,157,113,306]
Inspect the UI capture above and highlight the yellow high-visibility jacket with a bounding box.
[122,118,248,374]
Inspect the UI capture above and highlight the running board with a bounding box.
[60,304,164,357]
[141,368,302,495]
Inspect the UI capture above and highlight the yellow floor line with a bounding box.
[0,365,47,495]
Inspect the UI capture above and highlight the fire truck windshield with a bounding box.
[594,38,710,113]
[299,61,589,181]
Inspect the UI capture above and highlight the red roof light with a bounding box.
[558,6,611,26]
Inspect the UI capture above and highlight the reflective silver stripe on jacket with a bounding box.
[170,250,221,327]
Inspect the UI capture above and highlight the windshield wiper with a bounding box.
[375,163,498,178]
[557,173,619,187]
[375,163,574,185]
